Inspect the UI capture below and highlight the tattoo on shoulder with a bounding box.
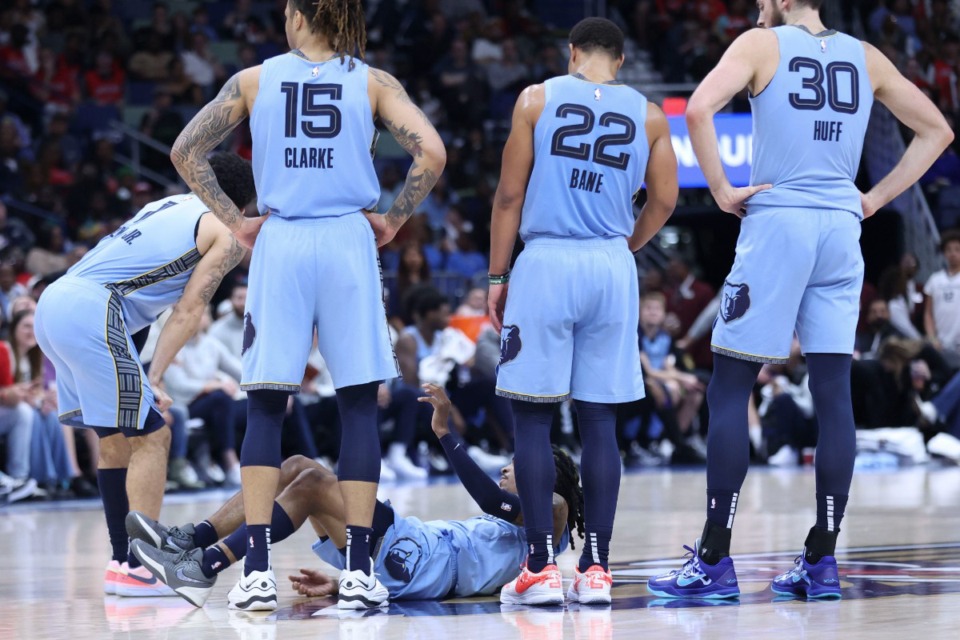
[369,67,404,90]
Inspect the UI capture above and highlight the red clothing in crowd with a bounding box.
[84,64,125,106]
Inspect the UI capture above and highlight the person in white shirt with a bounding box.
[924,230,960,365]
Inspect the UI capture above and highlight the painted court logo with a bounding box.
[720,282,751,323]
[498,325,522,366]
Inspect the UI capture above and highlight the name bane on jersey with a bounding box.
[285,146,335,168]
[569,168,604,193]
[814,120,843,142]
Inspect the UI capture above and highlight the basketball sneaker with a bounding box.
[567,565,613,605]
[228,568,278,611]
[500,563,564,606]
[104,560,123,595]
[114,561,178,597]
[646,541,740,599]
[130,540,215,606]
[771,553,841,599]
[126,511,198,553]
[337,566,389,610]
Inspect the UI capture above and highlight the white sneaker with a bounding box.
[467,446,510,473]
[500,564,564,606]
[337,566,389,610]
[379,460,396,483]
[205,463,226,484]
[3,477,40,503]
[768,445,799,467]
[224,465,242,486]
[386,444,427,480]
[567,565,613,604]
[228,568,278,611]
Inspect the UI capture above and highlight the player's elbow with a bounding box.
[939,122,955,150]
[423,139,447,172]
[685,102,711,130]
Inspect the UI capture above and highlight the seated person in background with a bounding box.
[878,265,922,340]
[755,342,817,467]
[0,337,40,503]
[924,230,960,367]
[163,308,244,486]
[918,368,960,439]
[127,384,583,608]
[855,298,905,360]
[637,291,706,463]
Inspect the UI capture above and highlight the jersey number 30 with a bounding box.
[280,82,342,138]
[788,57,859,114]
[550,104,636,170]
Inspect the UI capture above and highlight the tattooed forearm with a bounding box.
[386,163,439,231]
[200,237,245,305]
[381,115,424,158]
[171,74,247,231]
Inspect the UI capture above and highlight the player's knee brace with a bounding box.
[240,389,289,468]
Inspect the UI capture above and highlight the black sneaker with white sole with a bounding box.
[130,539,216,607]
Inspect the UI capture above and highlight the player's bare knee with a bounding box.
[129,425,171,454]
[280,454,313,484]
[98,433,130,468]
[290,467,330,497]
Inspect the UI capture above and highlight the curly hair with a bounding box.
[290,0,366,68]
[208,152,255,211]
[552,446,585,550]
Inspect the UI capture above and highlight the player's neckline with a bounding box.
[289,49,341,63]
[789,25,838,38]
[570,73,623,86]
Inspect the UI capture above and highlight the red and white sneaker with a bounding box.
[104,560,123,595]
[500,563,564,606]
[115,562,177,597]
[567,565,613,605]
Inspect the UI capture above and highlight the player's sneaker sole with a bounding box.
[131,540,214,607]
[567,565,613,605]
[228,569,278,611]
[337,567,389,610]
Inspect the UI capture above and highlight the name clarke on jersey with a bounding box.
[284,146,335,168]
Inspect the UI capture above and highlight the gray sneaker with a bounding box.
[126,511,198,552]
[130,540,216,607]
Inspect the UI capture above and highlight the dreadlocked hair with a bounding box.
[312,0,366,69]
[552,446,585,550]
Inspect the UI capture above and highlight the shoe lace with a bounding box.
[167,525,191,542]
[669,545,705,579]
[777,555,808,582]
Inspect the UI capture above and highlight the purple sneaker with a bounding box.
[771,554,841,599]
[647,541,740,599]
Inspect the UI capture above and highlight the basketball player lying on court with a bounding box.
[127,383,585,609]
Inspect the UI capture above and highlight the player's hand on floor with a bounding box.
[235,212,269,249]
[289,568,337,597]
[488,283,508,332]
[419,383,451,437]
[711,183,772,218]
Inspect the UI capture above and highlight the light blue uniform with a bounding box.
[313,512,569,599]
[712,27,872,364]
[496,74,648,403]
[34,195,208,430]
[243,53,398,391]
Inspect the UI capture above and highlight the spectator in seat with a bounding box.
[924,230,960,366]
[855,298,905,360]
[0,330,37,503]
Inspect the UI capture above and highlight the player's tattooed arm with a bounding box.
[171,72,250,232]
[148,233,247,388]
[367,67,446,243]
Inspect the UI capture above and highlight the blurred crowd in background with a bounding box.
[1,0,959,504]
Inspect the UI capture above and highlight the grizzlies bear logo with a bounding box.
[498,325,522,366]
[242,312,256,356]
[720,282,750,323]
[384,537,423,584]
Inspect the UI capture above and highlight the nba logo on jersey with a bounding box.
[594,88,602,101]
[311,66,319,77]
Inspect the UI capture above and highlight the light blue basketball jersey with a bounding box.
[748,26,873,217]
[520,75,649,241]
[251,53,380,218]
[67,194,207,333]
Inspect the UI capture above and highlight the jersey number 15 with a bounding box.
[280,82,343,138]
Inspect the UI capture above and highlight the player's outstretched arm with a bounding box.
[147,221,246,409]
[170,69,257,237]
[368,68,446,246]
[629,103,678,252]
[488,84,543,331]
[687,29,773,215]
[861,43,955,218]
